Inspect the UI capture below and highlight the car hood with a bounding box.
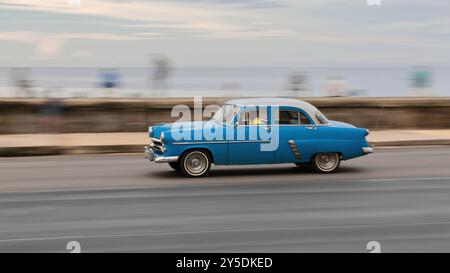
[328,120,356,128]
[151,120,221,138]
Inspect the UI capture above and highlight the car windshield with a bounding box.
[211,105,240,125]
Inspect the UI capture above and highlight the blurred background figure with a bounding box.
[285,72,308,97]
[220,82,240,97]
[347,87,367,97]
[0,66,443,99]
[150,54,172,96]
[98,68,121,97]
[322,76,348,97]
[10,68,34,98]
[39,88,64,133]
[410,66,433,96]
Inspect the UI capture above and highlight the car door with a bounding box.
[227,106,275,164]
[274,107,319,163]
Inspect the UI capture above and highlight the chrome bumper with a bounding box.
[362,147,374,154]
[144,146,179,163]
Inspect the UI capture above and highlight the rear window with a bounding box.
[274,110,312,125]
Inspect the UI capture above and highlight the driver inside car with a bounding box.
[249,116,262,125]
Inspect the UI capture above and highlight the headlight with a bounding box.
[148,126,153,138]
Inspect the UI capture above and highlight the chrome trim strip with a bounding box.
[145,146,178,163]
[155,156,179,163]
[174,141,227,145]
[233,124,331,127]
[228,140,271,144]
[271,124,315,127]
[173,140,271,145]
[362,147,374,154]
[152,137,161,143]
[288,140,302,159]
[271,124,332,127]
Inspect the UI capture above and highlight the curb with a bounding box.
[1,140,450,157]
[0,145,144,157]
[372,139,450,147]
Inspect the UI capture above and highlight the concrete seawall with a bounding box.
[1,97,450,134]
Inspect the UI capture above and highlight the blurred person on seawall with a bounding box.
[39,89,64,133]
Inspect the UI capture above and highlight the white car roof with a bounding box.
[226,98,322,123]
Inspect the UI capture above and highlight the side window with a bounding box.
[277,110,299,125]
[238,108,268,126]
[276,110,312,125]
[299,112,312,125]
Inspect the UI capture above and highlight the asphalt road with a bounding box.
[1,147,450,252]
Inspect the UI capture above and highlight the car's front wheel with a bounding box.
[179,150,211,177]
[311,152,340,173]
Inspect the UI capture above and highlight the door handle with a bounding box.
[305,126,317,130]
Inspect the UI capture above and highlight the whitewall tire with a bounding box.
[180,150,211,177]
[311,152,340,173]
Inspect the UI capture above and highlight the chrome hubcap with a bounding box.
[185,152,208,176]
[316,153,339,171]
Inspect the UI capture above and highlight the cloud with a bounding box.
[70,50,92,58]
[2,0,448,66]
[0,0,295,39]
[34,36,65,58]
[0,31,158,43]
[201,29,296,39]
[0,31,159,59]
[124,20,296,39]
[159,0,290,9]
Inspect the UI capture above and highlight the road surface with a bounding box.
[1,147,450,252]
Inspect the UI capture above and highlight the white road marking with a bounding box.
[0,176,450,202]
[2,220,450,244]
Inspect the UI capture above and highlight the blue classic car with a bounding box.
[145,98,373,177]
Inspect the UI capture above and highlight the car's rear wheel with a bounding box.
[311,152,340,173]
[168,162,180,171]
[179,150,211,177]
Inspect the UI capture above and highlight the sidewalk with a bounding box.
[1,130,450,156]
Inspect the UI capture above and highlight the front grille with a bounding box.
[152,138,164,153]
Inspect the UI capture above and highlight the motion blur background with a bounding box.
[0,0,446,99]
[3,0,450,253]
[2,0,450,137]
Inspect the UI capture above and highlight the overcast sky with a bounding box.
[1,0,450,67]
